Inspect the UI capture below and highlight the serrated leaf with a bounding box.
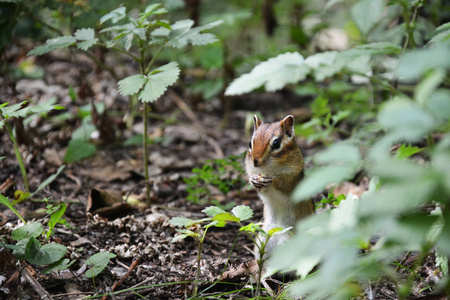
[213,212,240,223]
[0,101,30,121]
[152,19,222,48]
[75,28,98,51]
[85,252,116,278]
[27,36,76,56]
[202,206,226,217]
[351,0,384,35]
[231,205,253,221]
[395,144,424,160]
[169,217,195,227]
[118,74,147,96]
[100,6,126,24]
[12,222,44,240]
[138,62,180,102]
[26,239,67,265]
[225,52,310,95]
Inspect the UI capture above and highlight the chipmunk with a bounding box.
[245,115,315,258]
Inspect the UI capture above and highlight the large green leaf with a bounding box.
[351,0,384,35]
[395,43,450,80]
[27,36,77,56]
[139,62,180,102]
[225,52,310,95]
[25,238,67,265]
[12,222,44,240]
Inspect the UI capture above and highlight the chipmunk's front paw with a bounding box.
[251,174,273,191]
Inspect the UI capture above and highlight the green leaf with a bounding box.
[63,139,97,163]
[169,217,195,227]
[378,97,435,138]
[26,238,67,265]
[428,22,450,46]
[85,252,116,278]
[138,62,180,102]
[231,205,253,221]
[213,212,240,223]
[44,258,76,274]
[12,222,44,240]
[351,0,384,35]
[75,28,98,51]
[415,69,446,106]
[100,6,126,24]
[314,143,361,166]
[117,74,147,96]
[202,206,226,217]
[427,90,450,121]
[48,204,67,233]
[153,19,222,48]
[27,36,77,56]
[395,144,424,160]
[294,165,357,201]
[225,52,310,95]
[33,165,65,196]
[344,42,402,56]
[395,44,450,80]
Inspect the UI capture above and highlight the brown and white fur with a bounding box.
[245,115,315,257]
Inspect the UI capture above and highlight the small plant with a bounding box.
[239,222,292,297]
[43,201,73,239]
[0,101,65,191]
[170,205,253,297]
[28,3,222,206]
[170,205,290,297]
[184,154,246,205]
[4,222,69,272]
[315,187,346,210]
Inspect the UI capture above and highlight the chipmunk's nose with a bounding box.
[253,158,260,167]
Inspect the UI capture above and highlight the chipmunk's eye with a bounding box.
[271,138,281,150]
[248,141,252,149]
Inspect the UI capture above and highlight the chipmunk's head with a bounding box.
[246,115,298,174]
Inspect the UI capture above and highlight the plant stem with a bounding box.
[193,239,203,297]
[145,45,165,74]
[5,121,29,191]
[143,102,151,206]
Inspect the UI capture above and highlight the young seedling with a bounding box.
[170,205,253,297]
[28,3,222,206]
[239,222,292,297]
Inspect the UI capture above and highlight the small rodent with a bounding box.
[245,115,315,258]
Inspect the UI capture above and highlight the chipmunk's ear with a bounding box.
[281,115,295,138]
[253,115,263,131]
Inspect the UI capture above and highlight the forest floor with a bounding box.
[0,48,443,299]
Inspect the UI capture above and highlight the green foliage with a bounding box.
[8,222,67,266]
[0,101,65,129]
[117,62,181,102]
[315,188,346,210]
[184,154,246,204]
[44,202,73,239]
[85,252,117,278]
[170,204,253,296]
